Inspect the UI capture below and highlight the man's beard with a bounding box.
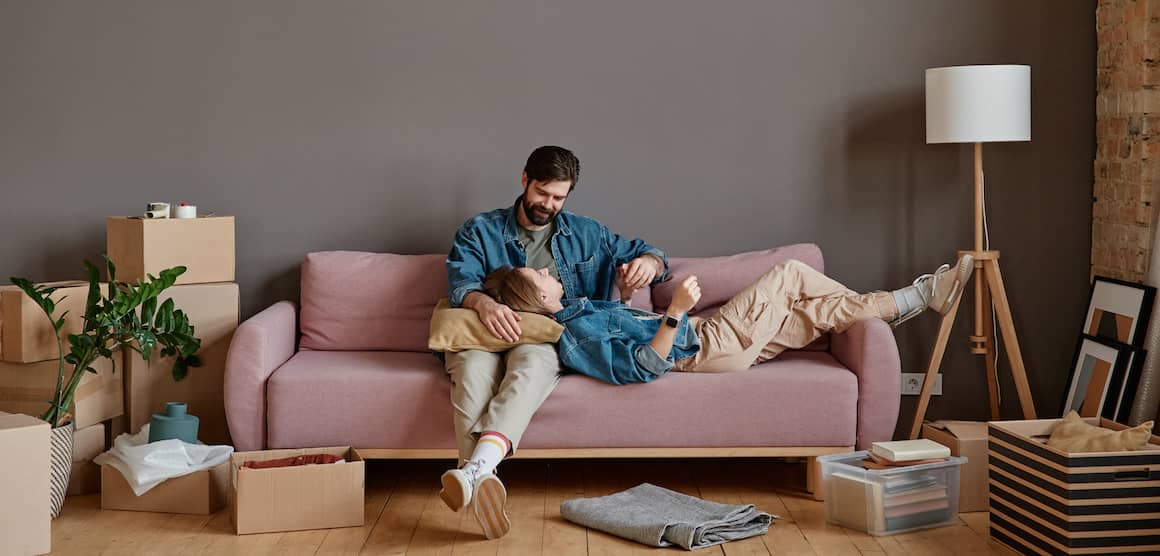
[522,199,557,226]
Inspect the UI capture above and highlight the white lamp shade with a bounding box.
[926,65,1030,144]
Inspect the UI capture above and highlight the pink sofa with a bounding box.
[223,243,901,497]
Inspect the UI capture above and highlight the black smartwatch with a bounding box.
[663,314,680,328]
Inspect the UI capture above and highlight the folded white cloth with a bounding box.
[93,424,233,496]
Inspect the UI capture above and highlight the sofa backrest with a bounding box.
[300,251,447,352]
[298,244,821,352]
[652,243,824,318]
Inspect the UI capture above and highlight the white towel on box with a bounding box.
[93,424,233,496]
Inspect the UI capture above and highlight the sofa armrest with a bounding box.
[830,318,901,450]
[224,301,298,451]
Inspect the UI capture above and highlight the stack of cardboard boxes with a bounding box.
[0,216,238,503]
[108,215,239,447]
[0,282,125,497]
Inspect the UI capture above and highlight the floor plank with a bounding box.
[315,461,398,555]
[48,458,1011,555]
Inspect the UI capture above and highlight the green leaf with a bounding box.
[171,358,189,381]
[104,254,117,284]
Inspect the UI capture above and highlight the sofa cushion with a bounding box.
[300,251,447,352]
[266,350,857,450]
[652,243,824,318]
[267,351,453,449]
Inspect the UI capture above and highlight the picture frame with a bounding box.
[1105,347,1147,424]
[1061,335,1134,418]
[1083,276,1157,347]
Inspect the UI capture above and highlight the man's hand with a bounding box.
[617,255,662,293]
[668,275,702,316]
[464,292,522,342]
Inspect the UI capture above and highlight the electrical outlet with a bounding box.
[901,373,943,396]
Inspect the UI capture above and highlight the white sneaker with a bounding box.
[439,460,483,512]
[472,473,511,539]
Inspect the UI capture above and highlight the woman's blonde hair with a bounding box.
[483,266,553,315]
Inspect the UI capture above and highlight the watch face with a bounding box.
[665,316,679,328]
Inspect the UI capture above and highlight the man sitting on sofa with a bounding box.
[442,145,668,539]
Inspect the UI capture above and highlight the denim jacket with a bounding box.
[446,197,668,307]
[553,298,700,385]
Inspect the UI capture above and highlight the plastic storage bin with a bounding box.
[819,451,966,536]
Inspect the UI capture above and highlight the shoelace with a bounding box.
[912,264,952,303]
[461,460,484,480]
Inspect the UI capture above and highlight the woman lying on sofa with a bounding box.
[481,256,973,384]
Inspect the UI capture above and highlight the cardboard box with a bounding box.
[72,422,106,462]
[0,353,124,429]
[922,421,988,512]
[107,216,235,286]
[231,447,365,535]
[0,413,51,555]
[988,417,1160,555]
[100,461,229,514]
[67,460,101,496]
[1,281,107,363]
[124,283,239,445]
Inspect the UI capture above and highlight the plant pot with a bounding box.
[49,422,75,518]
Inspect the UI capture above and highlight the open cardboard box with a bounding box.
[231,446,365,535]
[100,461,229,515]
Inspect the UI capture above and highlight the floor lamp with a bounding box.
[907,65,1038,439]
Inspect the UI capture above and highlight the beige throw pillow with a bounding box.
[1046,411,1154,453]
[427,298,564,353]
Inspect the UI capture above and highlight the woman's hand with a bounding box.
[466,292,522,341]
[668,275,701,316]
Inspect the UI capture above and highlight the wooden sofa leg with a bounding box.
[806,456,824,501]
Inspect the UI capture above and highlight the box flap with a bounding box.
[0,412,49,432]
[942,421,988,441]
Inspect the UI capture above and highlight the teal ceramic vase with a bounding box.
[148,402,199,444]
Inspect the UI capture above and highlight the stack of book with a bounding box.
[868,439,954,531]
[823,441,963,535]
[863,438,951,469]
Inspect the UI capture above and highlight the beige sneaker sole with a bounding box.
[439,470,470,512]
[473,474,511,539]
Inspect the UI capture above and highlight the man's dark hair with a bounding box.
[524,146,580,191]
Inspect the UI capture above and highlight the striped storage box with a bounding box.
[988,418,1160,555]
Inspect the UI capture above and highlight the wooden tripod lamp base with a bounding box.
[907,248,1037,439]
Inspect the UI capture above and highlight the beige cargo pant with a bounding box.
[444,343,560,463]
[676,259,898,373]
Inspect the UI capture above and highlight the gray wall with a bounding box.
[0,1,1095,431]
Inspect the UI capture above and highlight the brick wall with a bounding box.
[1093,0,1160,281]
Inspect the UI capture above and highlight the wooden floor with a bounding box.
[51,458,1017,555]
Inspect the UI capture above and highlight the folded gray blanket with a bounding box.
[560,483,777,550]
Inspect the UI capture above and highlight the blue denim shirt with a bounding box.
[446,197,669,307]
[553,298,700,385]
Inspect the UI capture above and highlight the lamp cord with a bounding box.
[981,171,1002,406]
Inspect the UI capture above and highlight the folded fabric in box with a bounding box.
[93,423,232,495]
[242,453,343,469]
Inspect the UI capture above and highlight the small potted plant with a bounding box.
[11,256,201,517]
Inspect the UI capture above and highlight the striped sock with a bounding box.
[470,432,510,476]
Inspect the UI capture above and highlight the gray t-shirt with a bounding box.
[519,223,559,280]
